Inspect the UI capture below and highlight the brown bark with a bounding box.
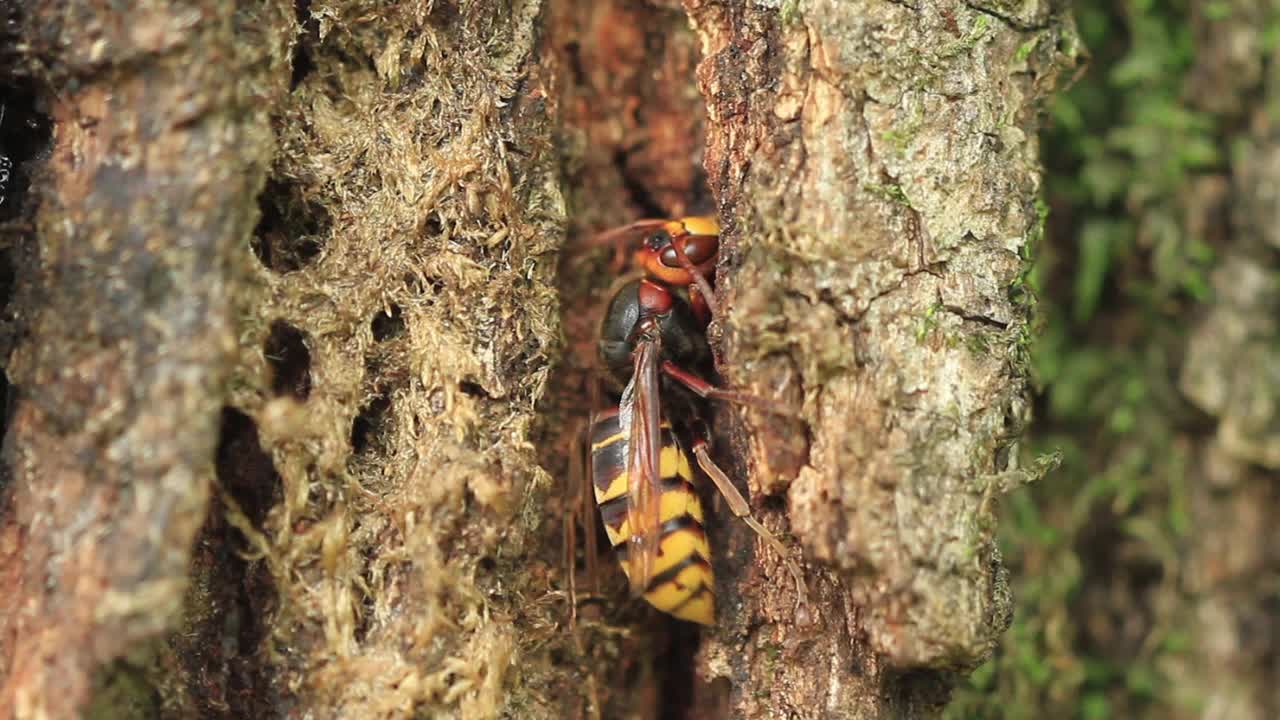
[0,2,292,718]
[681,2,1077,715]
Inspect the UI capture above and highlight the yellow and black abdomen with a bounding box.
[589,409,715,625]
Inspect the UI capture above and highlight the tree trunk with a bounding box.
[681,2,1077,715]
[0,1,292,717]
[0,1,1076,718]
[943,2,1280,718]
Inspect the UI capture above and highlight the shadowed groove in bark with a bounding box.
[0,85,49,225]
[542,0,724,715]
[656,620,701,720]
[0,87,45,474]
[0,78,50,363]
[370,305,406,341]
[289,0,317,91]
[216,408,283,531]
[349,386,393,456]
[0,250,12,318]
[162,406,284,719]
[0,55,48,511]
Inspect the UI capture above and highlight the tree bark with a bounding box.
[0,2,291,718]
[0,1,1077,718]
[683,1,1077,715]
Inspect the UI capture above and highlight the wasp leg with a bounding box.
[660,360,801,418]
[691,440,808,603]
[565,419,603,628]
[588,218,667,247]
[563,504,578,627]
[688,284,712,327]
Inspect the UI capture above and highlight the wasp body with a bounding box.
[598,277,710,389]
[577,270,804,624]
[589,407,714,625]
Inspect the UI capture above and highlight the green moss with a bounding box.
[762,642,782,662]
[1202,1,1232,20]
[780,0,801,25]
[881,127,918,155]
[964,330,991,356]
[938,13,994,58]
[916,302,943,343]
[1014,36,1040,63]
[87,653,163,720]
[863,181,911,206]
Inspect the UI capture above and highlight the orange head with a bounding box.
[633,216,720,286]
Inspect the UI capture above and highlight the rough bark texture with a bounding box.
[0,0,1079,718]
[682,2,1077,715]
[186,1,566,718]
[0,2,291,718]
[940,2,1280,717]
[1,0,567,717]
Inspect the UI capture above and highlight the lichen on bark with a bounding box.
[682,0,1078,713]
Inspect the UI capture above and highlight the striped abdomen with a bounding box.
[589,408,714,625]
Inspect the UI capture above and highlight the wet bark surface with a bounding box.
[0,1,1077,718]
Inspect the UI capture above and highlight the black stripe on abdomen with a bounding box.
[591,428,683,491]
[668,582,714,615]
[590,439,627,493]
[589,411,621,446]
[642,552,712,594]
[597,478,699,536]
[612,512,705,557]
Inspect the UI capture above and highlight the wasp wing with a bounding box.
[617,334,664,597]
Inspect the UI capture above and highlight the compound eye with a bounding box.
[659,245,680,267]
[658,233,717,267]
[681,234,718,264]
